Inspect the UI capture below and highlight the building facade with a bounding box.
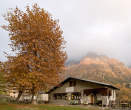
[48,77,119,106]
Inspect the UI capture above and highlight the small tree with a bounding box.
[2,4,66,103]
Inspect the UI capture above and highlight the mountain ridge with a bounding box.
[63,53,131,84]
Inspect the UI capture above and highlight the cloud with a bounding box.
[0,0,131,65]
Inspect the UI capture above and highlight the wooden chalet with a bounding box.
[48,77,119,106]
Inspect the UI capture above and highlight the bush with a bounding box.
[0,95,8,104]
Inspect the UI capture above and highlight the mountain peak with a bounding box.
[64,54,131,84]
[85,52,105,58]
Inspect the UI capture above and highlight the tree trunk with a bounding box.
[16,90,23,102]
[31,92,35,104]
[31,85,36,104]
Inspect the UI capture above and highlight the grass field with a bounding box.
[0,104,108,110]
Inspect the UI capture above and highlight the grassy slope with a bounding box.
[0,104,108,110]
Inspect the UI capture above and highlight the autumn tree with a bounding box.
[2,4,66,103]
[115,84,131,101]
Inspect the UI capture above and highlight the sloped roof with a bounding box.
[48,77,119,93]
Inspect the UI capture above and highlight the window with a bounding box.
[69,80,76,87]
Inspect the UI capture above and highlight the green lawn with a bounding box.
[0,104,106,110]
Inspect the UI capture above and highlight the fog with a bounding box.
[0,0,131,65]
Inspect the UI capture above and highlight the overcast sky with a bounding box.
[0,0,131,65]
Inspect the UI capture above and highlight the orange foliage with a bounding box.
[2,4,66,96]
[115,84,131,101]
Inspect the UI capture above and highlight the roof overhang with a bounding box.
[47,77,120,93]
